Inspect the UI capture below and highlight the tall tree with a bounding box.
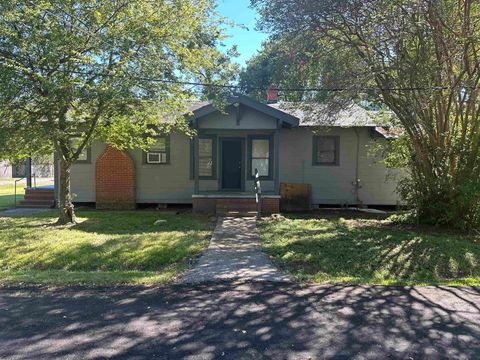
[0,0,235,224]
[239,38,372,104]
[253,0,480,228]
[239,39,321,101]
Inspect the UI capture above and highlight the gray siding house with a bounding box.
[69,95,401,214]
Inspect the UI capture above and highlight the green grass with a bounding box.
[258,213,480,286]
[0,210,213,285]
[0,183,24,210]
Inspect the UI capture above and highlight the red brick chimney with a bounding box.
[266,84,279,103]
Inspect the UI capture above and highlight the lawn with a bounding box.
[0,182,24,210]
[258,212,480,286]
[0,210,213,285]
[0,178,54,210]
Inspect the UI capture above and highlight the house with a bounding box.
[66,93,402,214]
[0,161,13,178]
[0,159,54,179]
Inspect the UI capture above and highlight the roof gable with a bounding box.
[188,95,300,128]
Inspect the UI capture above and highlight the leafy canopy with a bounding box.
[252,0,480,228]
[0,0,236,162]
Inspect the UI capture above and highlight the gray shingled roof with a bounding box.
[267,102,387,127]
[186,101,211,113]
[186,98,394,129]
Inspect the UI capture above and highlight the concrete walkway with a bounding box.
[181,217,290,284]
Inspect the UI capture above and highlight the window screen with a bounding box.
[191,136,217,179]
[313,136,339,165]
[251,138,270,177]
[198,138,214,177]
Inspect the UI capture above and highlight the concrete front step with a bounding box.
[22,188,55,208]
[193,195,280,215]
[24,195,56,201]
[217,211,258,218]
[216,199,257,215]
[17,204,55,209]
[24,189,54,192]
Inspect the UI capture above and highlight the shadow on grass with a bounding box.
[1,209,210,235]
[260,212,480,284]
[0,282,478,359]
[0,210,213,276]
[71,210,208,235]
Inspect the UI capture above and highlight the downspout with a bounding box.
[353,128,362,207]
[274,119,281,195]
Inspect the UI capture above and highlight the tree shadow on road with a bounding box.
[0,282,479,359]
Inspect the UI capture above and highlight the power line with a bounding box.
[8,3,475,94]
[3,62,464,93]
[69,71,462,92]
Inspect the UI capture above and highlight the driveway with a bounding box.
[1,283,479,359]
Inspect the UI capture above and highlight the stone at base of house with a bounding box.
[192,196,280,216]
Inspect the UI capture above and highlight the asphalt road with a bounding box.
[0,282,479,359]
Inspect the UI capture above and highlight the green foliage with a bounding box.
[397,173,480,230]
[368,136,411,170]
[0,0,236,221]
[0,0,233,157]
[239,37,377,104]
[258,214,480,285]
[239,39,323,101]
[0,210,213,285]
[252,0,480,229]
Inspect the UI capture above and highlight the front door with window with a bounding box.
[221,138,243,190]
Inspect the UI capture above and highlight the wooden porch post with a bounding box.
[274,119,281,195]
[193,121,200,195]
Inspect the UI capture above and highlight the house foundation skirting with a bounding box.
[192,195,280,216]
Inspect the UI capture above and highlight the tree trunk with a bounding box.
[57,158,76,224]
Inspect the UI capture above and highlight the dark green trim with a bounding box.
[190,135,218,180]
[74,147,92,164]
[142,135,170,165]
[312,135,340,166]
[219,137,245,191]
[247,134,274,180]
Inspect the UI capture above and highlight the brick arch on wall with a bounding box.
[95,145,136,209]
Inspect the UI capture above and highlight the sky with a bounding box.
[216,0,268,68]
